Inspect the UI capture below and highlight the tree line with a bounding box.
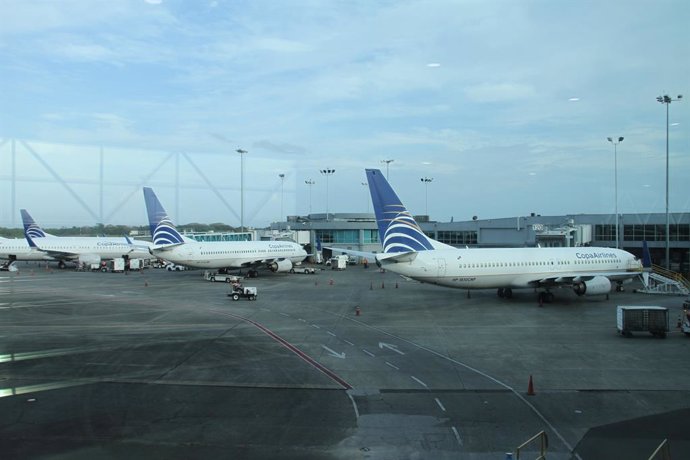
[0,222,238,239]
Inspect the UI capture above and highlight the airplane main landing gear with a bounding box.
[497,288,513,299]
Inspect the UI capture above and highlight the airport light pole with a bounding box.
[381,159,394,180]
[656,94,683,270]
[361,182,369,213]
[279,173,285,229]
[320,169,335,221]
[607,136,624,249]
[305,179,315,214]
[236,148,248,232]
[421,177,433,216]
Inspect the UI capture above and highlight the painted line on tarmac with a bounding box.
[339,314,580,458]
[385,361,399,370]
[0,380,93,399]
[210,309,352,390]
[435,397,447,412]
[362,349,375,358]
[411,376,428,388]
[451,426,463,447]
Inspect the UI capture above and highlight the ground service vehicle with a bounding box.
[128,258,142,270]
[290,267,316,274]
[166,263,187,271]
[228,286,257,301]
[204,271,241,283]
[682,298,690,336]
[112,258,125,272]
[329,256,347,270]
[617,306,669,338]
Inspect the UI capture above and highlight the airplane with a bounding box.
[332,169,643,302]
[20,209,154,269]
[143,187,308,274]
[0,235,58,269]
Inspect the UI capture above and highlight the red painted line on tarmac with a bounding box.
[211,310,352,390]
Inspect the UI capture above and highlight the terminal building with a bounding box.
[266,212,690,275]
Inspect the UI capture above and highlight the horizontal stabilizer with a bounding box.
[151,242,185,252]
[377,251,418,264]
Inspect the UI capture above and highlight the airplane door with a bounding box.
[436,258,446,277]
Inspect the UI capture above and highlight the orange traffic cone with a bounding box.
[527,375,535,396]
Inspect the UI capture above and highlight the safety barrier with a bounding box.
[515,430,548,460]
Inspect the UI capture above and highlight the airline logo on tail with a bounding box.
[142,187,186,246]
[365,169,435,253]
[20,209,46,247]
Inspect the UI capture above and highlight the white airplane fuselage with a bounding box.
[380,247,642,289]
[151,240,307,269]
[0,238,55,262]
[31,237,154,261]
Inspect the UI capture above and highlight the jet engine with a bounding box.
[269,259,293,273]
[573,276,611,296]
[78,254,101,266]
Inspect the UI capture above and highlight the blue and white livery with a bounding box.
[143,187,308,272]
[337,169,644,302]
[19,209,154,268]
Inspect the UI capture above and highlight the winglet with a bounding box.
[20,209,45,248]
[143,187,187,245]
[365,169,436,253]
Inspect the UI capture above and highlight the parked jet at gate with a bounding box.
[20,209,154,268]
[335,169,643,302]
[143,187,307,272]
[0,236,58,268]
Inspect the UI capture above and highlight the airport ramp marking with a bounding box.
[321,345,345,359]
[379,342,405,355]
[209,309,351,390]
[385,361,399,370]
[339,314,579,457]
[451,426,463,447]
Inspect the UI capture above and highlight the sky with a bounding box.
[0,0,688,228]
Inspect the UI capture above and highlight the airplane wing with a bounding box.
[27,239,78,260]
[325,247,418,264]
[325,247,379,262]
[31,248,79,260]
[525,270,639,287]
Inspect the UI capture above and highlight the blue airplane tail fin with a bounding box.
[143,187,186,245]
[365,169,436,254]
[20,209,45,247]
[642,240,652,269]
